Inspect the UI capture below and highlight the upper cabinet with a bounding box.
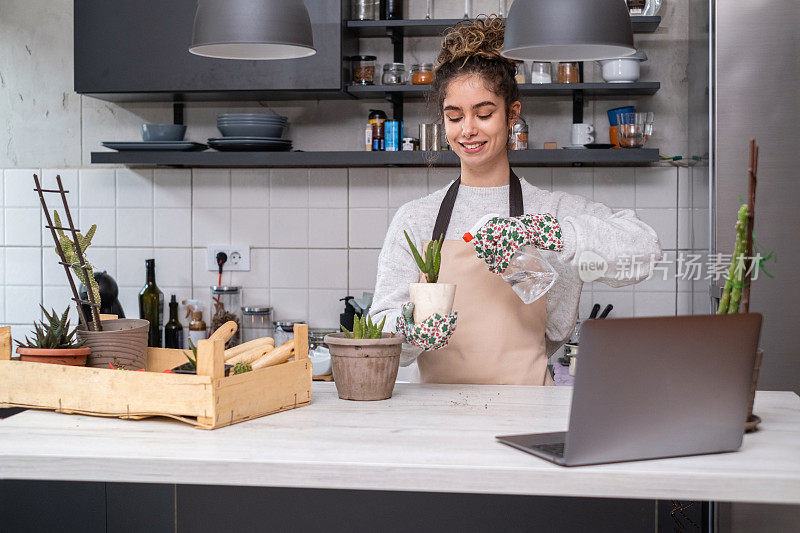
[74,0,355,102]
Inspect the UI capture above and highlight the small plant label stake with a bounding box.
[33,174,103,331]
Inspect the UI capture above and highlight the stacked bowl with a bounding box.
[209,113,292,151]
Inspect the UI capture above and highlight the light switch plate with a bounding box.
[206,245,251,272]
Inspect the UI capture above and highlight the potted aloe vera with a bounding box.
[16,306,91,366]
[324,314,403,401]
[404,232,456,324]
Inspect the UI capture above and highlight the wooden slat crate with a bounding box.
[0,324,311,429]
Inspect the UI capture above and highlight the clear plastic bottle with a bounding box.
[463,214,558,304]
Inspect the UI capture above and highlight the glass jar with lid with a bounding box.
[210,286,242,348]
[351,55,377,85]
[382,63,407,85]
[351,0,380,21]
[411,63,434,85]
[530,62,552,83]
[241,306,273,343]
[273,320,307,347]
[514,61,528,84]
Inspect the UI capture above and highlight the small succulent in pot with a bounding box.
[404,230,456,324]
[340,314,387,339]
[15,306,91,366]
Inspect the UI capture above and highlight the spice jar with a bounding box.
[411,63,434,85]
[382,63,407,85]
[351,0,380,21]
[210,286,242,348]
[508,116,529,150]
[530,62,552,83]
[514,61,528,84]
[241,306,273,343]
[351,55,377,85]
[557,62,580,84]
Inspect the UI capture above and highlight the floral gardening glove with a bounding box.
[472,213,563,275]
[396,302,458,351]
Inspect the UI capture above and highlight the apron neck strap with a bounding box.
[431,170,524,241]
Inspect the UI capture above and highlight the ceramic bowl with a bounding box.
[217,123,285,138]
[597,52,647,83]
[141,124,187,141]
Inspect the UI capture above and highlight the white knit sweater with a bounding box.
[371,177,663,366]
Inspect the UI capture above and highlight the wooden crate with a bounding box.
[0,324,311,429]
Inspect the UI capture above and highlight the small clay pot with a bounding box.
[324,332,403,401]
[16,346,91,366]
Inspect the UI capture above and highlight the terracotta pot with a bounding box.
[77,318,150,370]
[408,283,456,323]
[324,332,403,401]
[16,346,91,366]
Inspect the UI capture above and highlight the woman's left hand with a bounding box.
[472,213,563,275]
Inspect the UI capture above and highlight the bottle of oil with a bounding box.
[138,259,164,347]
[184,299,208,346]
[164,295,184,349]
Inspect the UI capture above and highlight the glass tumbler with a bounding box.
[530,62,552,83]
[617,112,648,148]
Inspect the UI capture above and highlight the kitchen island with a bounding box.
[2,383,799,505]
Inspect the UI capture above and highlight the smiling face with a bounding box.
[442,74,521,174]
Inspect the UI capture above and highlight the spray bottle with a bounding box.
[463,214,558,304]
[183,299,208,345]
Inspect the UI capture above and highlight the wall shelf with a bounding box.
[346,82,661,99]
[91,149,660,168]
[346,17,661,37]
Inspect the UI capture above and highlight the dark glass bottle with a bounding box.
[382,0,402,20]
[164,295,184,349]
[139,259,164,347]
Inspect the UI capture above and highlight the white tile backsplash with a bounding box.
[192,208,231,246]
[270,169,309,208]
[348,249,380,290]
[154,248,192,287]
[349,168,388,207]
[42,285,77,324]
[270,288,309,322]
[553,167,593,199]
[116,248,155,288]
[270,249,308,289]
[0,247,4,284]
[634,291,677,317]
[4,169,41,207]
[269,208,308,248]
[5,286,42,324]
[116,168,153,207]
[4,247,41,286]
[78,169,116,207]
[518,168,552,191]
[5,207,41,246]
[635,167,678,208]
[349,208,388,248]
[635,208,678,250]
[593,168,635,208]
[79,208,116,247]
[154,169,192,208]
[389,168,428,208]
[232,248,269,288]
[308,208,347,248]
[309,168,347,207]
[231,208,269,247]
[154,208,191,248]
[42,169,79,208]
[231,169,269,208]
[308,289,344,328]
[192,169,230,207]
[309,249,347,289]
[116,208,153,247]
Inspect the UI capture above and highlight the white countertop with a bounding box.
[1,384,799,504]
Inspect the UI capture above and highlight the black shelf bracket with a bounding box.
[173,102,184,125]
[572,91,584,124]
[386,27,404,63]
[387,92,404,123]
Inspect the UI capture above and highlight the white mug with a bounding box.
[571,123,595,146]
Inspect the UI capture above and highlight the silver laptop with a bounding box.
[496,313,762,466]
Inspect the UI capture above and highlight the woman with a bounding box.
[371,17,661,385]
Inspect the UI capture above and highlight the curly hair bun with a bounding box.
[435,15,516,72]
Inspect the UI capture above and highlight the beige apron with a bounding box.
[416,174,553,386]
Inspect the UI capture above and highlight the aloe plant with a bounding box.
[404,230,443,283]
[16,306,85,349]
[341,314,386,339]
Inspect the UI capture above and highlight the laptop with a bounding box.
[496,313,762,466]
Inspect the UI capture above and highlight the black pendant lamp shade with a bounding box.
[190,0,316,60]
[502,0,635,62]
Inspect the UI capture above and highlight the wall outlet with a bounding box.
[206,245,251,272]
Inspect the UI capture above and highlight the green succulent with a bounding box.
[184,338,198,369]
[233,362,252,374]
[16,306,85,349]
[341,314,386,339]
[404,230,442,283]
[52,210,101,325]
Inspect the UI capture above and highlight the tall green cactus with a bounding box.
[52,210,101,323]
[717,204,748,314]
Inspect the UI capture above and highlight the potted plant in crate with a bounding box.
[15,306,91,366]
[324,314,403,401]
[48,210,149,370]
[404,231,456,323]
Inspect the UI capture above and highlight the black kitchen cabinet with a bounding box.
[74,0,356,102]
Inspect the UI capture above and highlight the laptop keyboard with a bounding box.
[532,442,565,457]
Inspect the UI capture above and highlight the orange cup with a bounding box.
[609,126,620,148]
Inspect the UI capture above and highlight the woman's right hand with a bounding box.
[396,303,458,351]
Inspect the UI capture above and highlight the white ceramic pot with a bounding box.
[408,283,456,323]
[597,51,647,83]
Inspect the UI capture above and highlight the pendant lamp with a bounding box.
[502,0,635,62]
[190,0,316,60]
